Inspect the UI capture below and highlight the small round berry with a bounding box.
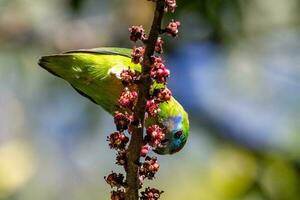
[129,25,147,42]
[139,156,160,180]
[105,172,125,188]
[111,189,126,200]
[116,151,127,166]
[146,125,165,148]
[120,69,137,85]
[166,20,181,37]
[165,0,177,13]
[146,99,160,117]
[118,88,138,109]
[107,132,129,150]
[114,111,132,131]
[155,37,164,54]
[140,145,150,157]
[131,46,145,64]
[150,62,170,83]
[140,187,164,200]
[157,88,172,101]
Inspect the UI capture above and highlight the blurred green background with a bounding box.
[1,0,300,199]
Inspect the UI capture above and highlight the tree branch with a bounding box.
[125,1,166,200]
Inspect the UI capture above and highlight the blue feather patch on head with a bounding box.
[163,115,182,131]
[154,114,187,155]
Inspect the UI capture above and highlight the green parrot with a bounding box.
[38,47,189,154]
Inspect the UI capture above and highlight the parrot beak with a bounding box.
[153,139,172,155]
[160,139,169,146]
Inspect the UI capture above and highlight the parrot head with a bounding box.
[154,114,189,155]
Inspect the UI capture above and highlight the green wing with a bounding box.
[39,47,140,113]
[66,47,133,57]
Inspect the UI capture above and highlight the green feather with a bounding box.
[39,48,140,113]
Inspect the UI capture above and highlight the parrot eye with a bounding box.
[174,130,182,139]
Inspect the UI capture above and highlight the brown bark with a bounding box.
[125,1,166,200]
